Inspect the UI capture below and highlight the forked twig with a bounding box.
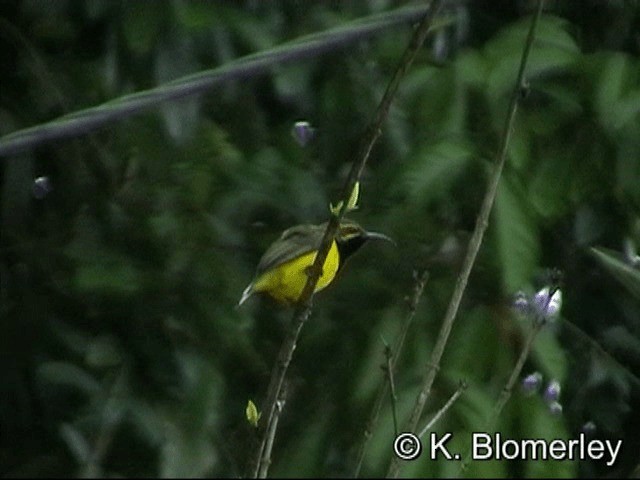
[418,380,467,439]
[352,270,429,477]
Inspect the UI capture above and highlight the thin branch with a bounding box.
[385,0,545,477]
[258,386,288,479]
[490,323,542,426]
[0,4,439,158]
[417,380,467,439]
[352,270,428,478]
[384,342,400,438]
[248,2,444,477]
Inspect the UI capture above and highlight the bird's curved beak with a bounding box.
[365,231,396,246]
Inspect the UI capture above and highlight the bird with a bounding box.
[238,219,393,306]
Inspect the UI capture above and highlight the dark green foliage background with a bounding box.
[1,1,640,477]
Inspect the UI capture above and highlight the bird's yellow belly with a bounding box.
[252,241,340,305]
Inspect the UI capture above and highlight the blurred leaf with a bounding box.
[86,335,123,368]
[60,423,91,464]
[74,262,142,296]
[122,2,164,55]
[519,397,575,478]
[456,50,489,90]
[174,0,220,30]
[404,140,473,205]
[613,90,640,131]
[484,16,579,107]
[590,246,640,299]
[3,3,640,478]
[160,421,217,477]
[529,324,568,383]
[507,122,531,172]
[528,146,573,219]
[494,175,540,293]
[271,413,329,477]
[593,54,628,132]
[37,362,101,396]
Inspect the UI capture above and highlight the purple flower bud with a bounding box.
[532,287,562,322]
[543,380,561,404]
[32,176,52,199]
[291,121,315,147]
[547,401,563,416]
[512,291,530,315]
[581,421,596,436]
[521,372,543,395]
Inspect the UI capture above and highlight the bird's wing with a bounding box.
[255,224,324,276]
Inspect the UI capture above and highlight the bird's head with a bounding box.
[334,219,394,263]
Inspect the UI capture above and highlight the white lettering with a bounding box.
[472,433,492,460]
[430,432,453,460]
[588,440,604,460]
[521,439,546,460]
[605,440,622,467]
[548,439,567,460]
[501,439,520,460]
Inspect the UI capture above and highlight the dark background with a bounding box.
[1,1,639,477]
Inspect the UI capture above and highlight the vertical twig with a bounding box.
[258,385,288,478]
[385,1,545,477]
[384,343,400,437]
[248,2,444,477]
[352,270,428,478]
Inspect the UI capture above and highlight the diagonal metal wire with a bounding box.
[0,3,436,158]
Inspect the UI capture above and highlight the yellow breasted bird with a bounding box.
[238,220,393,306]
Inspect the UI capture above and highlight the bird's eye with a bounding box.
[340,226,359,238]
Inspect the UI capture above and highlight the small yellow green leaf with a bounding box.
[246,399,261,428]
[329,200,344,217]
[329,181,360,216]
[346,181,360,210]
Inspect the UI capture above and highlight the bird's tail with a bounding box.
[238,283,254,306]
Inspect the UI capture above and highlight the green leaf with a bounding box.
[529,325,567,382]
[404,140,472,205]
[494,175,540,293]
[519,398,575,478]
[456,50,488,89]
[613,90,640,131]
[160,421,217,477]
[86,335,124,368]
[74,263,142,296]
[122,2,164,55]
[484,16,579,106]
[174,1,220,30]
[590,246,640,299]
[245,399,261,428]
[528,146,573,219]
[60,423,91,464]
[593,54,628,130]
[36,362,101,396]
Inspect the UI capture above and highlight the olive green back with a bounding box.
[255,224,326,276]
